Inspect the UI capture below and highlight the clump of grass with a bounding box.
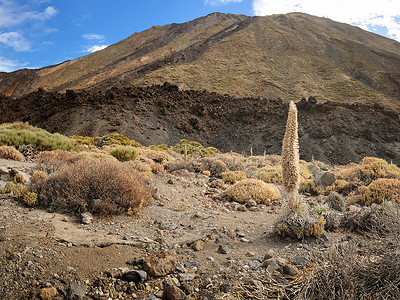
[0,122,75,151]
[173,139,219,156]
[348,178,400,206]
[5,182,38,207]
[189,157,228,177]
[225,179,280,204]
[256,165,282,183]
[335,157,400,186]
[13,174,26,184]
[275,214,326,239]
[110,146,138,162]
[30,170,48,185]
[221,171,246,184]
[35,158,152,216]
[324,191,346,212]
[0,145,24,161]
[70,135,96,145]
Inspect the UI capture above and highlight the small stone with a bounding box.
[246,199,257,208]
[62,216,69,222]
[34,251,43,259]
[68,283,86,299]
[262,258,281,273]
[31,280,39,287]
[123,270,148,283]
[81,212,93,224]
[145,295,161,300]
[248,259,262,268]
[237,205,247,212]
[246,251,256,257]
[264,249,277,260]
[218,244,231,254]
[167,179,174,184]
[240,238,250,243]
[191,240,204,251]
[143,250,177,277]
[162,285,187,300]
[39,287,57,300]
[292,255,308,267]
[0,227,5,242]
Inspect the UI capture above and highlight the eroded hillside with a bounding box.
[1,84,399,165]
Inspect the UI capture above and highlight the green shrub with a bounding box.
[13,174,26,184]
[221,171,247,184]
[0,122,75,151]
[110,146,138,161]
[35,158,152,216]
[256,165,282,183]
[225,179,280,204]
[0,145,24,161]
[70,135,96,145]
[173,139,219,156]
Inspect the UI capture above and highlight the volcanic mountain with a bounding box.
[1,12,400,111]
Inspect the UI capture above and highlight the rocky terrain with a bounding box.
[1,84,399,166]
[2,155,398,300]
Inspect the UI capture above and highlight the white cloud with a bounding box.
[84,44,109,53]
[252,0,400,41]
[205,0,243,5]
[0,56,27,72]
[0,1,58,28]
[0,32,31,51]
[82,34,105,41]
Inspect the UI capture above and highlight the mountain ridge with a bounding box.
[1,12,399,111]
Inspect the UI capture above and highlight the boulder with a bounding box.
[313,171,335,189]
[143,250,177,277]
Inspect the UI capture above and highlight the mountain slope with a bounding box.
[1,12,400,111]
[1,84,399,165]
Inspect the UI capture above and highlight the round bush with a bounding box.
[110,146,138,161]
[225,179,281,204]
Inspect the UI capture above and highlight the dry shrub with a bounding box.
[256,165,282,183]
[325,179,352,195]
[110,145,138,161]
[221,171,246,184]
[348,178,400,205]
[335,157,400,186]
[0,145,24,161]
[80,151,117,161]
[189,157,228,177]
[324,191,346,212]
[274,214,325,239]
[213,152,246,171]
[225,179,280,204]
[30,170,48,185]
[36,150,82,173]
[163,160,189,173]
[137,148,176,164]
[125,160,154,181]
[343,204,400,237]
[35,158,151,216]
[7,182,38,206]
[297,244,400,300]
[13,174,26,184]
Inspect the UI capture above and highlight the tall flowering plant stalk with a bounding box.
[281,101,301,210]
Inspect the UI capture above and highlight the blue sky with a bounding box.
[0,0,399,72]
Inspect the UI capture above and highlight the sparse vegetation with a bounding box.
[225,179,280,204]
[110,146,138,161]
[0,122,75,151]
[348,178,400,206]
[35,158,151,216]
[0,145,24,161]
[221,171,246,184]
[173,139,219,156]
